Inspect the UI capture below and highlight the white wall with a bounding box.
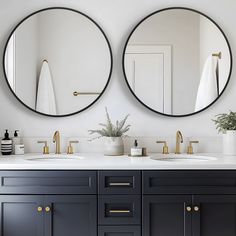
[0,0,235,142]
[128,10,200,115]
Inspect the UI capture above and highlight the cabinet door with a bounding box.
[193,195,236,236]
[143,195,192,236]
[44,195,97,236]
[0,195,44,236]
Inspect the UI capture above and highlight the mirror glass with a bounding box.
[123,8,232,116]
[4,8,112,117]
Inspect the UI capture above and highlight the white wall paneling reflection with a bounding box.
[125,45,172,113]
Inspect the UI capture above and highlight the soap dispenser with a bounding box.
[130,139,142,157]
[13,130,24,154]
[1,130,13,155]
[13,130,20,145]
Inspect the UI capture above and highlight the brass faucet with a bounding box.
[53,131,61,154]
[156,141,169,154]
[175,130,183,154]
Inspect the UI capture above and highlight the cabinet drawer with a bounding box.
[98,226,141,236]
[0,171,97,194]
[143,171,236,194]
[98,195,141,225]
[98,171,141,194]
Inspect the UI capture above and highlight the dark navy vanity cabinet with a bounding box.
[0,171,97,236]
[143,171,236,236]
[0,170,236,236]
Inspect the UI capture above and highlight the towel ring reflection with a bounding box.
[212,52,222,59]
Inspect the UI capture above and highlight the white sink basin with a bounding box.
[150,154,217,162]
[26,155,84,162]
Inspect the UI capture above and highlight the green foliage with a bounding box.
[212,111,236,133]
[88,107,130,139]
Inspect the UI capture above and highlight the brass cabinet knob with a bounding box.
[37,206,43,212]
[45,206,51,212]
[194,206,200,212]
[186,206,192,212]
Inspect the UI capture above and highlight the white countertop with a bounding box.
[0,153,236,170]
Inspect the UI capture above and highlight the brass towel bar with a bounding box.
[73,91,101,96]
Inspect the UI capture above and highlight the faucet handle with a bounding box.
[67,141,79,154]
[37,141,49,154]
[187,141,199,154]
[156,141,169,154]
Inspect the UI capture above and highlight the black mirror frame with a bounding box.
[3,7,113,117]
[122,7,233,117]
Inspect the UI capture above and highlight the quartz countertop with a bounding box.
[0,153,236,170]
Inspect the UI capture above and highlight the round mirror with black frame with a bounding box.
[3,7,113,117]
[123,7,232,117]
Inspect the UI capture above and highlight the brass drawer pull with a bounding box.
[194,206,200,212]
[109,210,131,213]
[109,183,131,186]
[45,206,51,212]
[186,206,192,212]
[37,206,43,212]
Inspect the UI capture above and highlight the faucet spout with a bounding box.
[53,131,61,154]
[175,130,183,154]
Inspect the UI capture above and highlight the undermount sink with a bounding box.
[150,154,217,162]
[26,155,84,162]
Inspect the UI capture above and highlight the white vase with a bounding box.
[103,137,124,156]
[223,130,236,155]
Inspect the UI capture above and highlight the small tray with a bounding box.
[128,154,148,157]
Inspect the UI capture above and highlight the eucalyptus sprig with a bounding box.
[212,111,236,133]
[88,107,130,140]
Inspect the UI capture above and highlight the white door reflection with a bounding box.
[125,45,171,113]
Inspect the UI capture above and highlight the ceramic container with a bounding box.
[223,130,236,155]
[104,137,124,156]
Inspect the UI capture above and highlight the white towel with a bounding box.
[36,61,57,115]
[195,56,219,112]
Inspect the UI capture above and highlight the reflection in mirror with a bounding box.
[123,8,232,116]
[4,8,112,116]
